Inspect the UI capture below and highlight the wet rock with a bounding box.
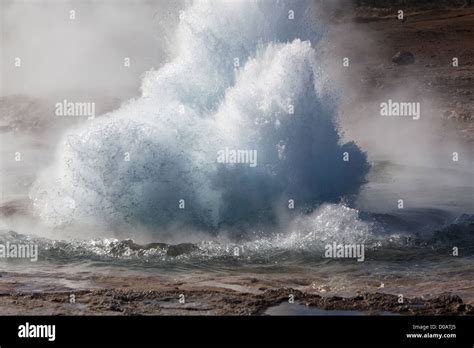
[431,294,463,305]
[328,296,343,302]
[109,239,144,256]
[1,286,472,316]
[144,242,169,250]
[109,239,199,257]
[166,243,199,257]
[109,303,123,312]
[392,51,415,65]
[465,304,474,315]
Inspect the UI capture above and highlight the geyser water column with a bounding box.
[212,39,369,227]
[30,0,369,235]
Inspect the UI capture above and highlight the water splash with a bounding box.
[30,1,369,236]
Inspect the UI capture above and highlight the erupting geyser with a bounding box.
[30,1,369,235]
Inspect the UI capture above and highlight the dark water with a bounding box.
[264,302,402,315]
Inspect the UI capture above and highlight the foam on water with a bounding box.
[30,1,369,237]
[2,206,472,266]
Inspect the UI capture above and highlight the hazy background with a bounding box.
[1,0,183,99]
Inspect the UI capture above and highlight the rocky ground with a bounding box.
[341,5,474,140]
[0,273,472,315]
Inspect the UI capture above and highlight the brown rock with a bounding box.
[392,51,415,65]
